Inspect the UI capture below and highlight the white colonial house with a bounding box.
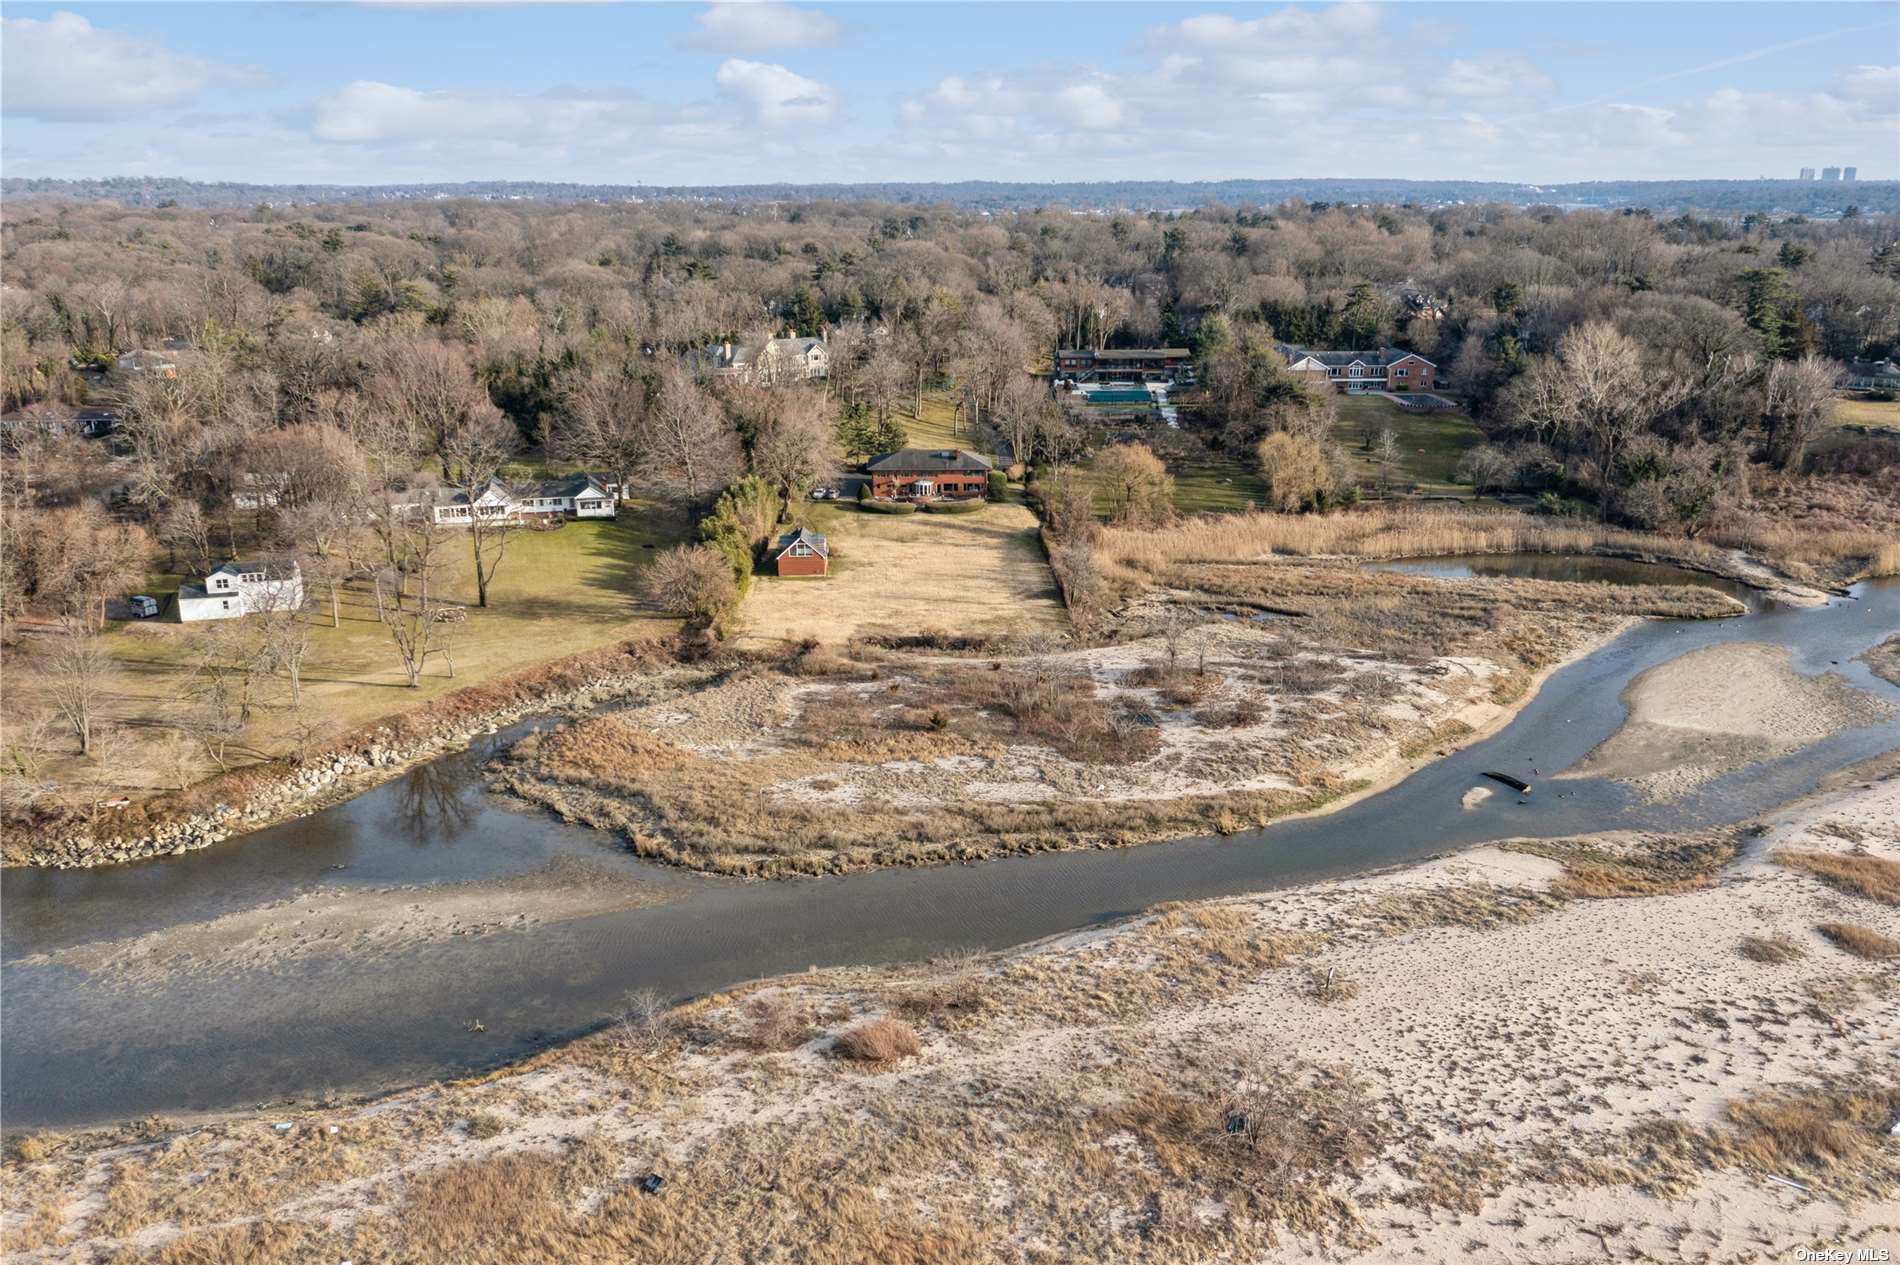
[391,474,618,526]
[686,334,829,385]
[177,559,306,622]
[757,336,828,384]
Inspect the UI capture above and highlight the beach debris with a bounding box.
[1763,1174,1809,1193]
[640,1172,665,1195]
[1482,771,1531,793]
[272,1123,293,1132]
[327,1125,340,1135]
[1224,1113,1248,1135]
[464,1019,486,1033]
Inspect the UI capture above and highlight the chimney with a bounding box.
[722,341,732,360]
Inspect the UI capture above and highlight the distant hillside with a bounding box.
[4,176,1894,215]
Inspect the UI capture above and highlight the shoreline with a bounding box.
[9,760,1893,1262]
[6,542,1785,876]
[1271,615,1637,828]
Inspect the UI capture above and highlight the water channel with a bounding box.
[4,566,1895,1129]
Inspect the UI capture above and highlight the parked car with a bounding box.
[129,595,160,619]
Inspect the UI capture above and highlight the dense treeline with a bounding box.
[2,195,1896,629]
[7,176,1896,214]
[1,193,1897,801]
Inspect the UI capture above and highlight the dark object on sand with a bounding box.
[641,1173,665,1195]
[1482,771,1531,793]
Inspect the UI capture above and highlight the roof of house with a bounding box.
[208,558,301,579]
[532,472,613,500]
[1278,345,1436,369]
[394,479,514,509]
[773,526,829,559]
[767,336,825,356]
[865,447,993,474]
[1059,348,1190,360]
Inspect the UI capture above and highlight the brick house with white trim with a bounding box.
[1277,345,1438,393]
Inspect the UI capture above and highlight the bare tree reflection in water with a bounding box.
[391,756,480,844]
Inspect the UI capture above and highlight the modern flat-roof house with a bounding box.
[1277,345,1438,393]
[392,474,618,526]
[1055,348,1192,383]
[864,448,992,501]
[771,526,829,577]
[177,559,305,622]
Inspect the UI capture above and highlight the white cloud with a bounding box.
[685,3,840,54]
[715,59,837,126]
[313,81,647,143]
[1,11,261,122]
[1834,64,1899,113]
[1055,81,1124,131]
[1444,54,1555,101]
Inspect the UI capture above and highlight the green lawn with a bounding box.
[1831,396,1900,435]
[1163,452,1267,514]
[902,393,1001,464]
[82,505,691,792]
[1329,394,1484,496]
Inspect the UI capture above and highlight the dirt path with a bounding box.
[1569,640,1895,799]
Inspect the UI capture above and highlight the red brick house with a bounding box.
[771,526,829,576]
[864,448,992,500]
[1277,345,1438,393]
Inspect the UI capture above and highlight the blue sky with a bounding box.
[2,2,1895,184]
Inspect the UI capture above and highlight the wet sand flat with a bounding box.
[1570,641,1894,800]
[18,858,670,988]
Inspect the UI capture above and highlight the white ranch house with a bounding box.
[177,559,305,623]
[393,474,618,526]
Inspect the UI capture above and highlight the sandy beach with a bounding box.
[1570,640,1895,799]
[7,758,1895,1263]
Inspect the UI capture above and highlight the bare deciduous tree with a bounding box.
[641,544,737,620]
[441,407,519,609]
[1093,443,1175,527]
[1763,354,1844,471]
[370,507,450,687]
[647,367,740,501]
[551,364,650,497]
[40,624,120,757]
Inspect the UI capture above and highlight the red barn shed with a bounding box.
[772,526,829,577]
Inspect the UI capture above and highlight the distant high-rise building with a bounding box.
[1822,166,1842,181]
[1799,167,1816,180]
[1843,167,1858,182]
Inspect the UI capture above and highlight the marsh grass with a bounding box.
[1775,849,1900,904]
[1738,934,1805,963]
[1509,834,1738,900]
[1817,922,1900,959]
[834,1018,924,1063]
